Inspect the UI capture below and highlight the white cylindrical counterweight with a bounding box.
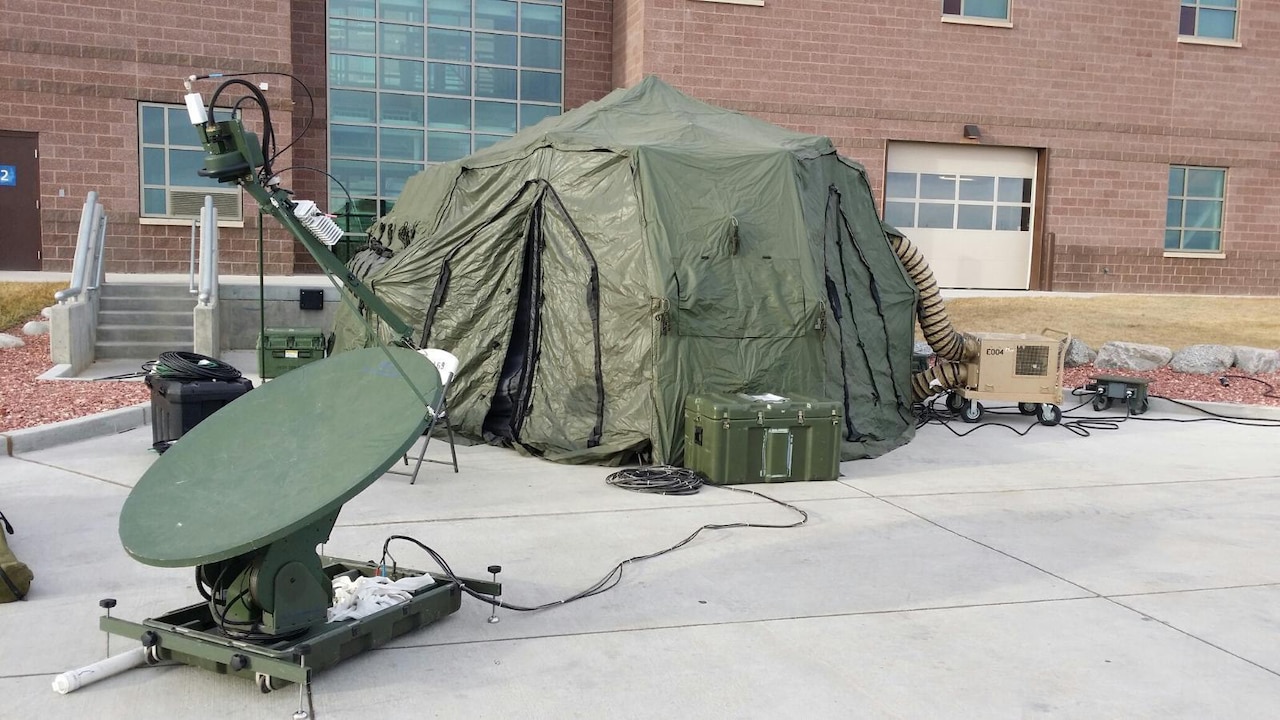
[52,647,148,695]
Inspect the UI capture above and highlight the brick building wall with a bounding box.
[566,0,615,110]
[288,2,329,274]
[621,0,1280,295]
[0,0,297,275]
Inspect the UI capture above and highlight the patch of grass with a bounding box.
[0,282,64,330]
[941,295,1280,349]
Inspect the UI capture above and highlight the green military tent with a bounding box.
[332,76,917,465]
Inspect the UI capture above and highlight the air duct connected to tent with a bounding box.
[882,228,979,402]
[887,227,1070,426]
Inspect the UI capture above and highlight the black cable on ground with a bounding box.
[915,394,1123,438]
[1139,393,1280,427]
[379,469,807,613]
[916,383,1280,437]
[1218,374,1279,400]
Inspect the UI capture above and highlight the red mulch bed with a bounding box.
[2,315,1278,433]
[1062,365,1280,407]
[0,319,151,433]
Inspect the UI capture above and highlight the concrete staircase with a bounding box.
[95,283,194,359]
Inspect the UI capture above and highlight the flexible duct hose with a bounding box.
[884,228,977,402]
[886,231,978,363]
[910,361,968,403]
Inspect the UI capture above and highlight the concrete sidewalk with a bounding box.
[2,404,1280,718]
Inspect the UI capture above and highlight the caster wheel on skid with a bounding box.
[960,400,983,423]
[1092,395,1111,412]
[1017,402,1038,415]
[1131,397,1150,415]
[945,391,965,412]
[1036,404,1063,426]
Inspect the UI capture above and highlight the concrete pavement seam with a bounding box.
[12,455,137,490]
[868,473,1280,499]
[864,487,1280,680]
[376,595,1100,652]
[335,492,875,529]
[1106,595,1280,679]
[1106,582,1280,599]
[854,490,1104,598]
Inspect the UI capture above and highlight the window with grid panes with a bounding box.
[942,0,1009,21]
[1179,0,1237,41]
[1165,166,1225,252]
[884,172,1032,232]
[327,0,564,252]
[138,103,243,221]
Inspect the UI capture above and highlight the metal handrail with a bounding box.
[86,208,108,292]
[197,196,219,306]
[55,191,103,304]
[189,217,199,295]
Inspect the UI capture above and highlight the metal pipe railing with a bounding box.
[197,196,219,306]
[189,216,199,295]
[55,191,102,304]
[86,207,108,292]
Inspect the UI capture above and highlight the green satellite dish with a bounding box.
[119,346,441,637]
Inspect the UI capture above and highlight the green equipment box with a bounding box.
[684,393,842,485]
[257,327,326,379]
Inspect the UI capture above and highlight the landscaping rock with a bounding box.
[1095,341,1173,372]
[22,321,49,336]
[0,333,25,349]
[1232,346,1280,375]
[41,306,54,319]
[1170,344,1235,375]
[1063,338,1097,368]
[913,340,934,358]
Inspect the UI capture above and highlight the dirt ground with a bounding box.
[942,295,1280,349]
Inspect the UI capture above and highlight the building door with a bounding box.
[0,131,42,270]
[884,142,1037,290]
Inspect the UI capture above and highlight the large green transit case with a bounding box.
[257,327,327,379]
[683,393,842,485]
[0,512,33,602]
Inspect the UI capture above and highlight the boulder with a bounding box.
[1063,338,1097,368]
[1232,346,1280,375]
[22,321,49,336]
[912,340,935,358]
[40,305,54,319]
[1094,341,1173,372]
[1170,344,1235,375]
[0,333,24,349]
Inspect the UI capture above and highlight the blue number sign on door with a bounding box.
[0,165,15,186]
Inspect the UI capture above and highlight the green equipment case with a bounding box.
[0,512,33,602]
[683,393,842,485]
[257,327,326,379]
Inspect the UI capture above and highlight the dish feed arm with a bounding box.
[190,113,415,345]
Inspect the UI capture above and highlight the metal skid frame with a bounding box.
[100,558,499,692]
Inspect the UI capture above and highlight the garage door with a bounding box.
[884,142,1037,290]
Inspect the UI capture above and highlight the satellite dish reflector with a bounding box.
[120,347,441,568]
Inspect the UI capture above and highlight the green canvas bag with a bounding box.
[0,512,33,602]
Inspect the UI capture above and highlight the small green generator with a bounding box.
[683,393,842,485]
[257,327,326,379]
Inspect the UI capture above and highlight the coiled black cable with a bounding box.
[146,351,243,382]
[605,465,703,495]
